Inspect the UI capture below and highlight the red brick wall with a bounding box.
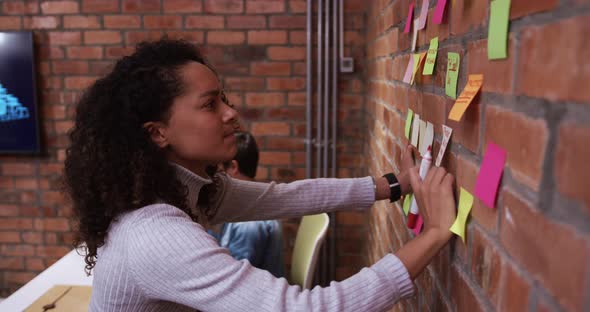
[0,0,370,296]
[364,1,589,311]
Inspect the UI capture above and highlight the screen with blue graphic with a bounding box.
[0,32,40,153]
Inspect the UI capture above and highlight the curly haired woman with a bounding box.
[63,39,457,312]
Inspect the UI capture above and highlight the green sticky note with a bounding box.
[422,37,439,75]
[488,0,511,60]
[450,187,474,243]
[404,109,414,139]
[445,52,460,99]
[403,194,412,216]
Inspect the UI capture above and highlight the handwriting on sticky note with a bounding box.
[435,125,453,167]
[420,122,434,156]
[423,37,439,75]
[413,215,423,235]
[450,187,474,243]
[433,0,448,24]
[445,52,460,99]
[418,0,429,30]
[475,142,507,208]
[448,74,483,121]
[403,194,412,215]
[404,3,415,33]
[403,56,414,84]
[405,109,414,139]
[411,18,419,51]
[411,114,420,147]
[488,0,511,60]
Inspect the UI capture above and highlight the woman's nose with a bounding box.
[222,102,239,122]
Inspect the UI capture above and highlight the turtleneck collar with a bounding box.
[171,162,213,212]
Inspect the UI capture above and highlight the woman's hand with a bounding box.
[398,145,419,195]
[408,165,456,242]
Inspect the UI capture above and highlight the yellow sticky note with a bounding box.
[450,187,474,243]
[403,194,412,216]
[448,74,484,121]
[411,52,427,85]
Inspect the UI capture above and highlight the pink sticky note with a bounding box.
[404,3,415,33]
[412,215,424,235]
[475,142,507,208]
[433,0,448,24]
[418,0,429,30]
[403,56,414,83]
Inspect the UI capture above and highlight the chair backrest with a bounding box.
[290,213,330,289]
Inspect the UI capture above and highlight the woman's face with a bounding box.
[160,62,239,173]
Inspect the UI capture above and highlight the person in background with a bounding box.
[209,131,284,278]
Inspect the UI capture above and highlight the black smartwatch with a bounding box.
[382,173,402,203]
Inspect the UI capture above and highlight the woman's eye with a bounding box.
[204,100,216,110]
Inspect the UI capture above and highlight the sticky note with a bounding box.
[413,215,423,235]
[435,125,453,166]
[445,52,460,99]
[433,0,448,24]
[411,114,420,147]
[403,194,412,215]
[450,187,474,243]
[423,37,439,75]
[418,0,429,30]
[405,109,414,139]
[419,121,434,156]
[403,56,414,84]
[418,120,427,153]
[448,74,483,121]
[475,142,507,208]
[411,18,419,51]
[411,52,427,85]
[404,2,415,33]
[488,0,511,60]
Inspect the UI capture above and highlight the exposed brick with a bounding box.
[466,37,515,94]
[267,47,305,60]
[143,16,182,29]
[203,0,243,14]
[484,106,547,191]
[35,246,70,257]
[517,15,590,102]
[22,232,43,244]
[163,0,202,13]
[84,30,122,44]
[450,0,487,35]
[510,0,559,19]
[14,178,39,190]
[122,0,160,13]
[52,61,89,75]
[471,227,502,305]
[185,15,224,29]
[227,15,266,29]
[23,16,59,29]
[5,272,36,285]
[250,62,290,76]
[25,258,46,271]
[207,31,245,45]
[265,137,304,150]
[251,122,290,136]
[246,0,285,13]
[40,1,79,14]
[269,16,306,29]
[41,191,65,205]
[63,16,100,29]
[500,190,590,311]
[64,76,97,90]
[2,163,36,176]
[555,123,590,212]
[259,151,291,165]
[446,91,480,154]
[288,0,306,13]
[0,257,24,270]
[0,17,22,30]
[248,31,288,45]
[267,78,305,91]
[66,46,103,59]
[224,77,265,91]
[497,260,531,310]
[1,244,35,256]
[245,92,285,108]
[450,265,486,312]
[104,15,141,29]
[82,0,120,13]
[124,31,163,45]
[287,92,306,106]
[0,232,21,243]
[3,1,39,15]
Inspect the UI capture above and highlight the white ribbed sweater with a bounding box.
[88,164,414,311]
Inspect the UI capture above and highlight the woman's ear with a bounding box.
[143,121,168,148]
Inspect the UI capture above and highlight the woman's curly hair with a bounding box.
[63,39,216,275]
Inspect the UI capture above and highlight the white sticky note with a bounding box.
[420,122,434,156]
[435,125,453,167]
[418,120,427,154]
[411,18,419,52]
[411,114,420,147]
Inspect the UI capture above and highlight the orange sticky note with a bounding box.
[448,74,484,121]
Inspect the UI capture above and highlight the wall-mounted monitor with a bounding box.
[0,31,41,154]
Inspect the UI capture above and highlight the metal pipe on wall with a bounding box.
[329,0,339,282]
[316,0,323,181]
[321,0,331,285]
[305,0,312,179]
